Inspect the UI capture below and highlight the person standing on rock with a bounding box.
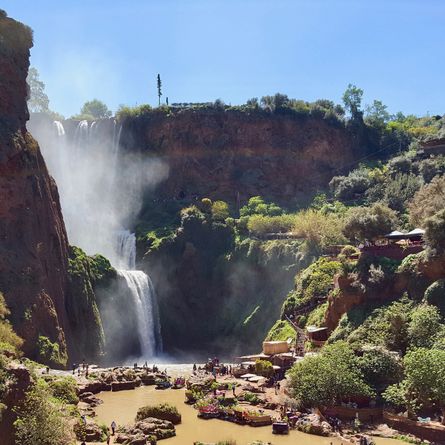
[111,420,116,436]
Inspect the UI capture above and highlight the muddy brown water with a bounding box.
[95,385,405,445]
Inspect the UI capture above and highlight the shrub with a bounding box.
[255,359,273,378]
[424,280,445,316]
[409,176,445,227]
[288,342,373,408]
[243,392,261,405]
[291,209,346,254]
[48,377,78,405]
[211,200,230,221]
[424,209,445,254]
[0,294,23,355]
[407,304,442,349]
[356,346,402,389]
[14,382,74,445]
[240,196,283,217]
[136,403,181,424]
[383,173,421,212]
[36,336,67,368]
[247,214,295,236]
[343,203,397,242]
[329,168,371,200]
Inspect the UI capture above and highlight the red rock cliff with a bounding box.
[121,109,363,204]
[0,11,70,363]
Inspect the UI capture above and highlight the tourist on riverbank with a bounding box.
[111,420,116,435]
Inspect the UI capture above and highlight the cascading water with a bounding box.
[31,117,163,359]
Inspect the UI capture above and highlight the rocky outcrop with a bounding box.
[144,216,305,356]
[116,418,175,443]
[0,12,71,363]
[120,109,363,206]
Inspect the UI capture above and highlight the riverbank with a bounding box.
[67,364,409,445]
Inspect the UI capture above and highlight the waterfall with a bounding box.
[31,116,163,359]
[118,270,162,357]
[53,120,65,136]
[115,229,162,358]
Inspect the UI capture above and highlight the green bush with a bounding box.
[288,342,373,408]
[243,392,261,405]
[14,381,74,445]
[36,336,67,368]
[255,359,274,378]
[136,403,181,424]
[48,377,78,405]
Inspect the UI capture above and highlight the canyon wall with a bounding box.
[0,12,71,363]
[120,109,363,206]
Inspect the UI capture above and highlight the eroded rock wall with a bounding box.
[120,109,362,205]
[0,12,70,363]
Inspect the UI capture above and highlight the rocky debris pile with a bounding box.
[295,413,333,436]
[77,367,162,395]
[116,418,175,443]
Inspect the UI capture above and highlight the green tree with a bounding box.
[407,305,442,349]
[80,99,112,119]
[409,176,445,227]
[240,196,283,217]
[157,74,162,107]
[14,382,74,445]
[343,203,397,243]
[211,200,230,221]
[383,348,445,421]
[424,209,445,254]
[288,342,373,408]
[342,83,363,120]
[365,99,392,128]
[27,67,50,113]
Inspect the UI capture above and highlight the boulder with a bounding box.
[296,413,332,436]
[112,380,136,391]
[116,417,175,442]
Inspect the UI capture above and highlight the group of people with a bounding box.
[72,360,90,377]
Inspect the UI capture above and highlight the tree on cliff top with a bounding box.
[343,83,363,120]
[27,67,49,113]
[157,74,162,107]
[79,99,112,119]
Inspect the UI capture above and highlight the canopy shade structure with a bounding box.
[240,373,257,379]
[385,229,425,240]
[248,376,266,382]
[385,230,405,238]
[241,361,257,367]
[407,228,425,236]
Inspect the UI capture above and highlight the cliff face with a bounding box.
[121,110,362,205]
[0,12,70,363]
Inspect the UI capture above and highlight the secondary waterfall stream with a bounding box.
[29,117,163,359]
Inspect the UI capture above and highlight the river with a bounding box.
[95,384,405,445]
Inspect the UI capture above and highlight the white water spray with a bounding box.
[29,116,167,359]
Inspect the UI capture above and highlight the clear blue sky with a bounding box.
[3,0,445,118]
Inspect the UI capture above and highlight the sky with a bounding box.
[3,0,445,118]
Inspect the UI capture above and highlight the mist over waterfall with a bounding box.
[28,116,168,359]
